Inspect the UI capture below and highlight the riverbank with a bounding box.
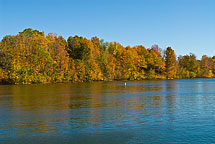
[1,76,214,85]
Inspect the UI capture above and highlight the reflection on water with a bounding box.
[1,79,215,143]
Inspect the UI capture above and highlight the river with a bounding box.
[1,79,215,143]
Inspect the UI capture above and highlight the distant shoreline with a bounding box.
[0,77,214,85]
[0,28,214,84]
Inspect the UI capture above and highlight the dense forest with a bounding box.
[0,28,214,84]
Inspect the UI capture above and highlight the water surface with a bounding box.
[1,79,215,143]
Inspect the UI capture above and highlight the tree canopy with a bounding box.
[0,28,214,84]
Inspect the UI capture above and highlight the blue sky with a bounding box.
[0,0,214,59]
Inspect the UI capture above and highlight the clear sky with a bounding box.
[0,0,214,59]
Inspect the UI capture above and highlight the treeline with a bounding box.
[0,28,214,84]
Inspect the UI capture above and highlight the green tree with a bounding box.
[178,53,199,78]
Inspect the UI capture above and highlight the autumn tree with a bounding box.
[178,53,200,78]
[200,55,214,77]
[46,33,69,81]
[1,28,215,84]
[146,45,165,79]
[0,29,55,83]
[165,47,177,78]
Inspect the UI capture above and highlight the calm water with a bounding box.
[1,79,215,143]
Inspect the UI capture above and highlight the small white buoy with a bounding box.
[125,82,127,86]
